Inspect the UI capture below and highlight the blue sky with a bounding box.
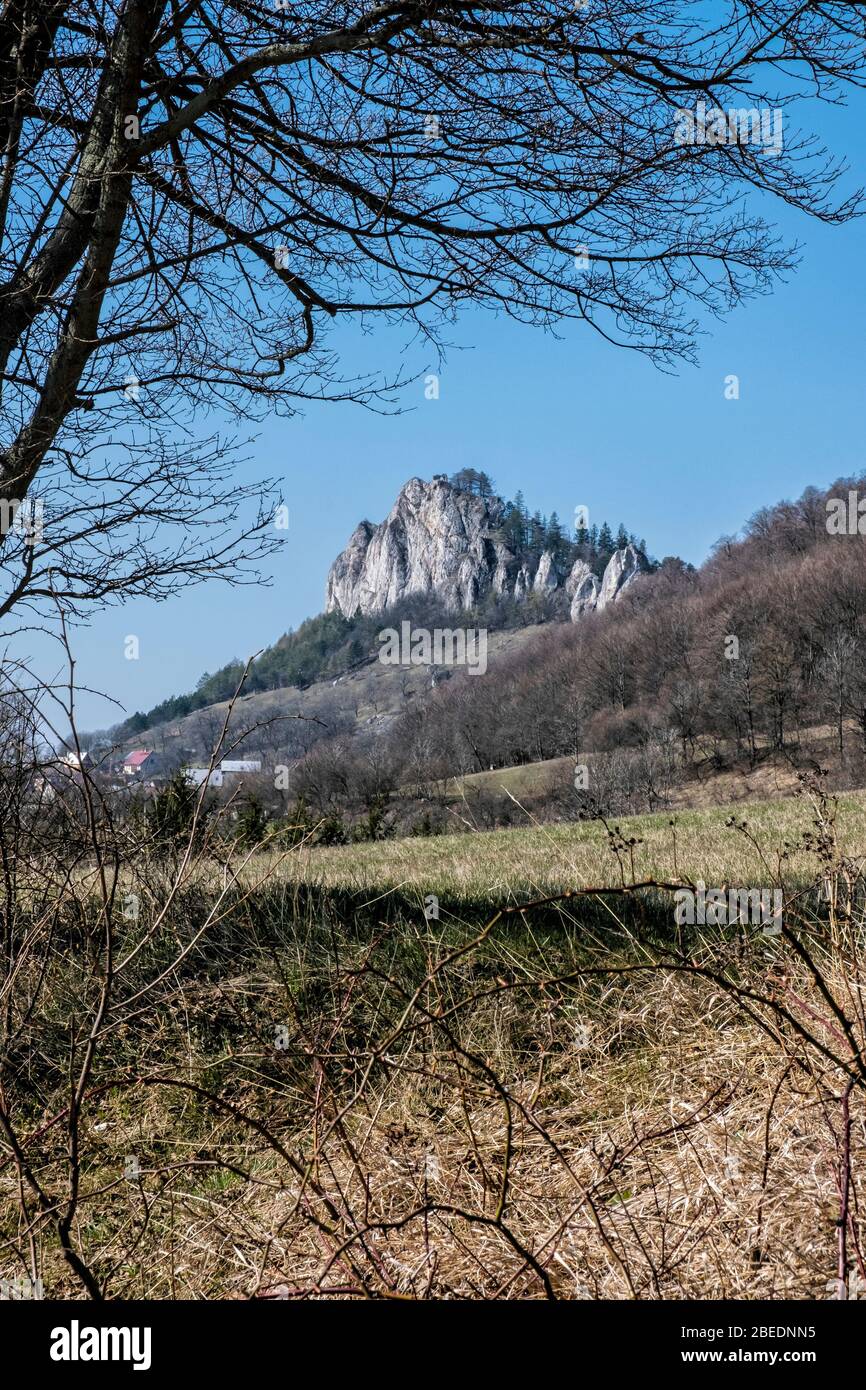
[34,103,866,730]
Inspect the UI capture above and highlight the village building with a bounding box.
[220,759,262,775]
[122,749,160,779]
[185,767,224,788]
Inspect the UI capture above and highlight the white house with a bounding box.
[61,749,95,771]
[185,767,224,788]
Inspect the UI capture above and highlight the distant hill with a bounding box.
[96,470,866,851]
[108,471,651,743]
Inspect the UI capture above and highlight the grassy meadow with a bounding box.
[6,782,866,1300]
[266,788,866,910]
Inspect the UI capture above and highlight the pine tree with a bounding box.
[615,523,629,550]
[546,510,567,563]
[508,490,528,551]
[450,467,496,498]
[500,499,524,552]
[144,770,210,851]
[598,521,614,554]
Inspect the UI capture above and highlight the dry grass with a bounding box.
[32,937,856,1300]
[244,968,847,1300]
[264,789,866,905]
[5,781,866,1301]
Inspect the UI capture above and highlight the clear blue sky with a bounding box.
[34,102,866,730]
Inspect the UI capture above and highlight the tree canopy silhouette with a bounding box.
[0,0,863,621]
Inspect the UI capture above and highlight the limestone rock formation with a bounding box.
[325,477,515,617]
[596,543,645,611]
[566,559,601,620]
[325,477,648,623]
[532,551,562,594]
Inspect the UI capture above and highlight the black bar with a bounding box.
[0,1297,849,1378]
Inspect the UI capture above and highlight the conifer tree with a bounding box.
[546,511,568,564]
[506,491,529,552]
[529,511,546,556]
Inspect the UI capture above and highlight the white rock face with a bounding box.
[326,477,516,616]
[326,521,375,614]
[325,478,647,623]
[513,564,532,601]
[596,544,645,611]
[567,560,601,620]
[532,551,561,594]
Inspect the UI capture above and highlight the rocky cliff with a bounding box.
[326,477,647,622]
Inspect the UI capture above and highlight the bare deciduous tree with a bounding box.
[1,0,864,624]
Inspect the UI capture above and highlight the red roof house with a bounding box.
[122,749,157,777]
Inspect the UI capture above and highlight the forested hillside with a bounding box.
[288,473,866,835]
[107,473,866,845]
[391,476,866,782]
[111,469,646,740]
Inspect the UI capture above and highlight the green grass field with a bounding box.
[271,788,866,907]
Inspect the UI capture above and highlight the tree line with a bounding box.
[286,476,866,834]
